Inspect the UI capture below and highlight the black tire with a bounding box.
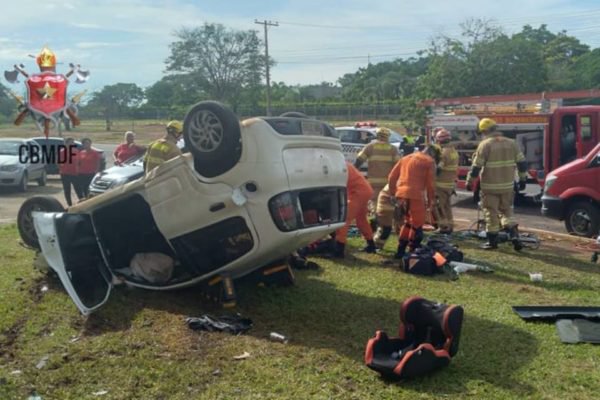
[37,170,47,186]
[183,101,242,178]
[565,201,600,238]
[18,196,65,249]
[279,111,309,118]
[19,172,28,192]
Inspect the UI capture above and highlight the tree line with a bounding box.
[1,20,600,128]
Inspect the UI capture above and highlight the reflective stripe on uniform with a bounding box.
[368,177,388,184]
[436,181,455,189]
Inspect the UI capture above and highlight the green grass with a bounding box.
[1,223,600,399]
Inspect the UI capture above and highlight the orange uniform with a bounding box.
[387,152,435,257]
[336,162,374,244]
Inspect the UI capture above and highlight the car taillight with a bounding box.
[269,192,299,232]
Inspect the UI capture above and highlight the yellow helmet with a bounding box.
[376,127,391,140]
[166,120,183,135]
[478,118,497,133]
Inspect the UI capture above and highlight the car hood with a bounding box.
[0,155,19,166]
[548,157,587,178]
[95,162,143,181]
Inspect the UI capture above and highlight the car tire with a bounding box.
[17,196,65,249]
[183,101,242,178]
[565,201,600,237]
[37,170,47,186]
[19,172,28,192]
[280,111,309,118]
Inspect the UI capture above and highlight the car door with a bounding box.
[33,212,113,315]
[26,140,45,179]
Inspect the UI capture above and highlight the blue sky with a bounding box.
[2,0,600,95]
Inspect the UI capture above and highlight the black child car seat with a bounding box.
[364,296,464,379]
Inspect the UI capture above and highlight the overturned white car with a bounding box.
[17,101,348,315]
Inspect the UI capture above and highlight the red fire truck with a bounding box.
[423,90,600,200]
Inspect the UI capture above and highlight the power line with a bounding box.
[255,19,279,116]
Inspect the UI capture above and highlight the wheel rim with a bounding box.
[188,110,224,152]
[21,204,42,243]
[570,209,591,235]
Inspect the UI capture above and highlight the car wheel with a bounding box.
[37,170,47,186]
[19,172,28,192]
[183,101,242,178]
[280,111,309,118]
[565,201,600,237]
[17,196,65,249]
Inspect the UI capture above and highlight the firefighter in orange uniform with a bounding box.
[433,128,459,234]
[334,162,376,258]
[388,145,440,260]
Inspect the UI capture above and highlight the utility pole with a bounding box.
[255,19,278,116]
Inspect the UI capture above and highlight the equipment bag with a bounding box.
[365,296,464,379]
[425,237,464,262]
[402,248,447,276]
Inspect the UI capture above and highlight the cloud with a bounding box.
[75,42,120,49]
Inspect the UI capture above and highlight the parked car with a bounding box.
[541,142,600,237]
[17,101,347,315]
[88,138,186,196]
[334,123,404,171]
[31,137,106,174]
[0,138,47,192]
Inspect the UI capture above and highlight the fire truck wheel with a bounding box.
[565,201,599,238]
[183,101,242,178]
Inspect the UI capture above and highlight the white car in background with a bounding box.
[0,138,47,192]
[17,101,348,315]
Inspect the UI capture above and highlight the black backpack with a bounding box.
[402,247,446,276]
[425,237,464,262]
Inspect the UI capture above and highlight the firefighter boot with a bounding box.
[333,241,345,258]
[480,232,499,250]
[408,228,424,252]
[362,239,377,253]
[374,226,392,249]
[509,225,523,251]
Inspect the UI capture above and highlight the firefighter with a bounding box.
[354,127,400,201]
[388,145,440,260]
[433,128,459,234]
[333,162,376,258]
[144,120,183,174]
[373,183,396,249]
[466,118,527,250]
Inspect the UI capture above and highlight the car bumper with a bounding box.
[541,195,563,220]
[0,170,23,186]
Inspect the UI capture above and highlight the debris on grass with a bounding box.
[212,369,221,376]
[233,352,250,360]
[10,370,22,375]
[35,355,49,369]
[269,332,289,343]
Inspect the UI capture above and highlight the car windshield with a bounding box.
[0,141,22,156]
[389,131,403,143]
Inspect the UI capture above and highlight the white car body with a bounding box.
[30,113,348,315]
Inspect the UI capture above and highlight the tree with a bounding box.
[86,83,144,130]
[165,23,266,108]
[0,83,16,122]
[145,75,206,108]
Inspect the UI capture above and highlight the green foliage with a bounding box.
[165,23,266,108]
[0,83,16,121]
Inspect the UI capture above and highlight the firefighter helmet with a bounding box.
[376,127,391,141]
[435,129,451,144]
[166,120,183,135]
[478,118,497,133]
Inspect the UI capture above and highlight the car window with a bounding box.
[0,140,22,155]
[358,130,374,144]
[338,130,359,143]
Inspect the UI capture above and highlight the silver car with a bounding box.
[0,138,47,192]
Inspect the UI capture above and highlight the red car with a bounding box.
[541,142,600,237]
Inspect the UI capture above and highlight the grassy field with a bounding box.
[0,118,410,145]
[1,223,599,399]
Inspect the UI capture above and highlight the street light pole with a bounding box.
[255,19,278,116]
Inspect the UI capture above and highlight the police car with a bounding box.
[335,121,404,171]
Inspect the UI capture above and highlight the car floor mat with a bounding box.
[556,319,600,344]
